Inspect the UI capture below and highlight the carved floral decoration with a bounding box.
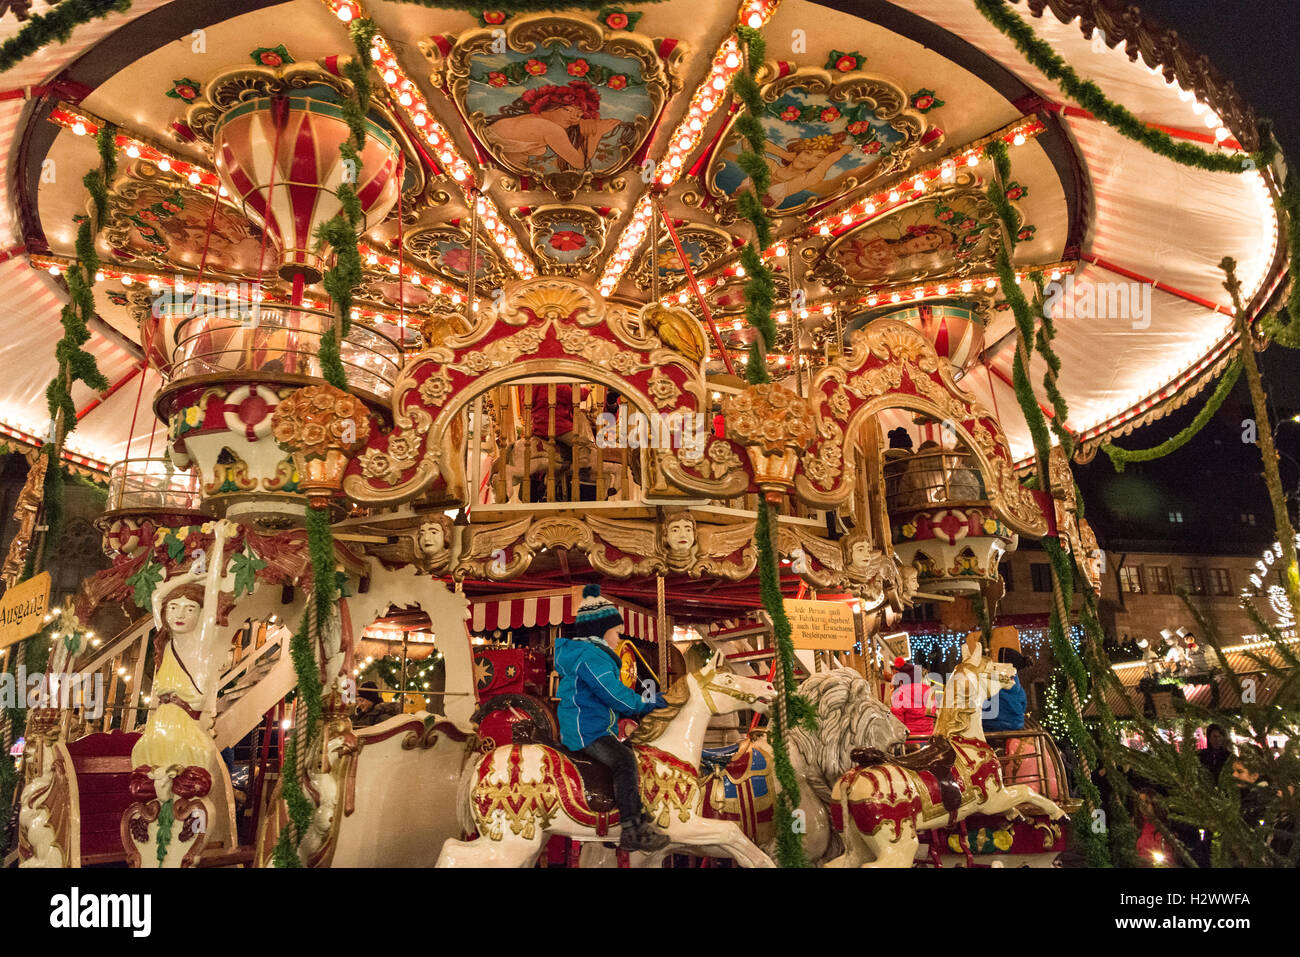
[272,385,371,508]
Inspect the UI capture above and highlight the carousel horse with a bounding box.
[827,644,1067,868]
[579,665,906,868]
[697,666,907,865]
[436,644,776,868]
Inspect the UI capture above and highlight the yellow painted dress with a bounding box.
[131,643,213,770]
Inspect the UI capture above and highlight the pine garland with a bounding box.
[274,507,335,867]
[0,0,132,74]
[1100,357,1242,471]
[1223,258,1300,615]
[729,24,816,867]
[983,135,1118,863]
[316,18,378,391]
[155,798,175,865]
[971,0,1275,174]
[274,19,380,865]
[3,123,115,833]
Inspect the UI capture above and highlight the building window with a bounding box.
[1241,513,1257,526]
[1185,567,1206,595]
[1168,511,1184,524]
[1149,566,1172,594]
[1209,568,1232,595]
[1119,566,1143,594]
[1030,563,1052,593]
[1001,562,1014,592]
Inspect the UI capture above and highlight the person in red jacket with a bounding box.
[888,656,936,738]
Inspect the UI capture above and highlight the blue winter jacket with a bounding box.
[555,637,663,750]
[982,674,1027,733]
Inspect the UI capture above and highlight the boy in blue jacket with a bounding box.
[556,584,669,852]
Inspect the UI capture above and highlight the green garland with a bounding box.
[273,19,380,866]
[273,507,335,867]
[1100,356,1242,472]
[316,18,378,391]
[730,24,817,868]
[0,0,132,74]
[155,798,175,865]
[983,134,1117,863]
[3,124,115,835]
[971,0,1275,174]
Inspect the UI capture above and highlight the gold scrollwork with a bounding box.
[526,205,610,276]
[795,319,1047,537]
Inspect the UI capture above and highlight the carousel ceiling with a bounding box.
[0,0,1284,469]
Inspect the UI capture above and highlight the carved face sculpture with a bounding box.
[663,517,696,557]
[847,539,875,573]
[417,521,447,557]
[166,596,202,637]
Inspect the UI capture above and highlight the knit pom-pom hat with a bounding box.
[574,583,623,639]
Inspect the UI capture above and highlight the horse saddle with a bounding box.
[511,720,617,814]
[851,737,962,819]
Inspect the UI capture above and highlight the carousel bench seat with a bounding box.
[67,730,141,865]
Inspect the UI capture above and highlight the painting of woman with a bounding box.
[483,80,623,172]
[837,224,958,283]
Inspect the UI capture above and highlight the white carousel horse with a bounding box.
[436,645,776,868]
[827,645,1066,868]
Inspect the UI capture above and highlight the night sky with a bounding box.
[1133,0,1300,157]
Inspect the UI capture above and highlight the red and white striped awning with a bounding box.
[469,589,660,643]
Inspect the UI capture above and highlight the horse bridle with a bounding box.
[695,664,763,714]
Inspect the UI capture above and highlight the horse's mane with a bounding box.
[785,667,905,804]
[629,643,710,745]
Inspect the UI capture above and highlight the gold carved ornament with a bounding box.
[723,383,817,504]
[342,278,705,506]
[793,321,1047,537]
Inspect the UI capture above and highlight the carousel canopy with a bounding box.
[0,0,1285,469]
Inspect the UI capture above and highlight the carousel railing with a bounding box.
[983,722,1077,808]
[883,448,988,512]
[68,615,155,735]
[169,301,403,399]
[104,457,203,513]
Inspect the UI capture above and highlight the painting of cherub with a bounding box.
[712,86,912,214]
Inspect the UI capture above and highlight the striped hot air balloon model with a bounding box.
[214,95,402,292]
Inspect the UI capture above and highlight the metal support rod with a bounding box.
[655,202,736,376]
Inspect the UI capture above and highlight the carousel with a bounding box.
[0,0,1288,869]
